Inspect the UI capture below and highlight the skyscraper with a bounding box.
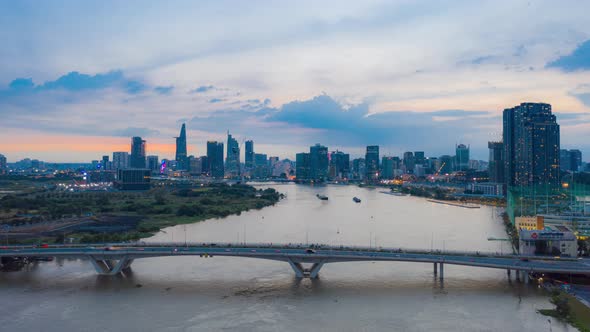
[112,152,129,170]
[130,137,146,168]
[101,155,110,171]
[329,150,350,180]
[310,144,329,181]
[403,151,415,174]
[439,155,454,174]
[414,151,425,166]
[175,123,188,170]
[560,149,583,172]
[365,145,380,180]
[560,149,572,172]
[226,132,240,176]
[0,154,7,174]
[352,158,366,180]
[381,156,396,179]
[147,155,159,174]
[207,141,224,178]
[570,149,582,172]
[503,102,560,187]
[488,142,504,183]
[296,153,311,180]
[455,144,470,171]
[245,140,254,168]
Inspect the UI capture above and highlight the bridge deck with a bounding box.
[2,242,590,276]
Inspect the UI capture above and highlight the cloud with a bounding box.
[9,78,34,90]
[154,85,174,95]
[111,127,160,137]
[190,85,215,93]
[209,98,225,103]
[546,39,590,72]
[188,94,496,157]
[2,70,148,96]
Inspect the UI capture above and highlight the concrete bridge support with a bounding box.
[89,256,134,276]
[287,259,325,279]
[439,263,444,280]
[433,263,437,275]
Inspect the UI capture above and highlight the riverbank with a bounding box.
[426,199,480,209]
[0,183,281,243]
[539,291,590,332]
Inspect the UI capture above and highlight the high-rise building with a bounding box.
[310,144,329,181]
[245,140,254,169]
[381,156,396,179]
[439,155,454,175]
[226,132,240,176]
[207,141,224,178]
[175,123,188,170]
[503,102,560,187]
[112,152,129,170]
[130,137,146,168]
[147,155,159,174]
[455,144,470,171]
[188,156,204,175]
[352,158,366,180]
[570,149,582,172]
[365,145,380,180]
[329,150,350,180]
[414,151,425,166]
[296,153,311,180]
[488,142,504,183]
[560,149,571,172]
[252,153,269,178]
[101,155,110,171]
[0,154,7,174]
[403,151,415,174]
[560,149,583,172]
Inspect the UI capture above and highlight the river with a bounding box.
[0,184,575,331]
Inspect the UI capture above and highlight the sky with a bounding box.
[1,0,590,162]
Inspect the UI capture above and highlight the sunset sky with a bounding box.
[1,0,590,162]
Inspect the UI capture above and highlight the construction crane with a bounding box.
[435,162,446,176]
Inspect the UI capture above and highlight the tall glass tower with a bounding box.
[175,123,188,170]
[503,102,560,187]
[130,136,146,168]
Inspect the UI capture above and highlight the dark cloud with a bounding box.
[546,39,590,71]
[154,85,174,95]
[190,85,215,93]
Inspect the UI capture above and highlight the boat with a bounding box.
[316,194,329,200]
[379,190,407,196]
[353,197,361,203]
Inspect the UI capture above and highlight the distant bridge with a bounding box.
[2,243,590,280]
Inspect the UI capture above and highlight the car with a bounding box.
[305,249,316,254]
[40,243,49,248]
[520,257,529,262]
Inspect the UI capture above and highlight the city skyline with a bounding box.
[1,2,590,162]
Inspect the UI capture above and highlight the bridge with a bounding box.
[2,242,590,280]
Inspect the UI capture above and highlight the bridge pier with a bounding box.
[439,263,444,280]
[287,259,324,279]
[507,269,511,278]
[433,263,437,275]
[90,256,134,276]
